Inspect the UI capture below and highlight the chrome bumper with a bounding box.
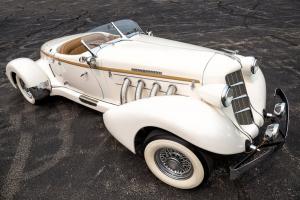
[229,88,289,180]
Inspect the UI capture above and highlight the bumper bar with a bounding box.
[229,88,289,180]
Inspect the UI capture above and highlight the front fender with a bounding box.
[6,58,49,88]
[103,95,248,155]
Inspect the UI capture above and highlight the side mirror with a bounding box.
[79,56,97,68]
[79,56,87,63]
[86,57,97,68]
[146,27,153,36]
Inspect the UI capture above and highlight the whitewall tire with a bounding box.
[16,76,36,104]
[144,137,208,189]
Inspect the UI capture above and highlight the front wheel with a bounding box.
[144,133,212,189]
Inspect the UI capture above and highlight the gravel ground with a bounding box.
[0,0,299,199]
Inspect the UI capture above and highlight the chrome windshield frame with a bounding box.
[88,19,144,38]
[111,22,127,39]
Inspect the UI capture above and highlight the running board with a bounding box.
[79,95,99,106]
[51,86,116,112]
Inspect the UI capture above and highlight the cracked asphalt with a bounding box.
[0,0,299,199]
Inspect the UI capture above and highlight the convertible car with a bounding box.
[6,19,289,189]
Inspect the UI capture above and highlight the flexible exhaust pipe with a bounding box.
[135,80,145,100]
[120,78,131,104]
[166,85,177,95]
[150,83,161,97]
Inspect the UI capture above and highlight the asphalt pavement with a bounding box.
[0,0,299,199]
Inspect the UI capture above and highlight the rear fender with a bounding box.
[103,95,248,155]
[6,58,49,88]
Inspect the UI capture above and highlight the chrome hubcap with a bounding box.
[154,148,193,180]
[20,79,33,98]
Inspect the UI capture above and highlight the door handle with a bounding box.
[80,72,88,77]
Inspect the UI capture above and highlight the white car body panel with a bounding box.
[104,95,248,155]
[5,20,268,155]
[99,35,216,80]
[6,58,49,88]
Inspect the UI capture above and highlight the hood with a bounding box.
[99,35,217,82]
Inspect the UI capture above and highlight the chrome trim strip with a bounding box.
[79,95,98,106]
[41,50,200,83]
[230,81,244,87]
[52,85,119,106]
[113,73,189,86]
[232,94,248,101]
[120,78,131,104]
[235,107,251,114]
[150,83,161,97]
[135,80,145,100]
[166,85,177,95]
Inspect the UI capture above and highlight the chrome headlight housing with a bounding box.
[221,85,234,107]
[240,56,260,76]
[198,84,234,108]
[251,58,259,74]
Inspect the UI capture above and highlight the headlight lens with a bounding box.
[221,85,234,107]
[250,58,259,74]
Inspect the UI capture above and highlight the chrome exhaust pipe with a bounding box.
[135,80,145,100]
[120,78,131,104]
[150,83,160,97]
[166,85,177,95]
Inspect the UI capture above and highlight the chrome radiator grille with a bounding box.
[225,70,253,125]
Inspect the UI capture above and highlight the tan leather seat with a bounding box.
[59,33,120,55]
[59,38,85,55]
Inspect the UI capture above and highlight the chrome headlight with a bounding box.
[221,85,234,107]
[198,84,234,108]
[274,102,286,116]
[250,58,259,74]
[240,56,260,76]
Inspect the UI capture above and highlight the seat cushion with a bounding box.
[59,38,85,55]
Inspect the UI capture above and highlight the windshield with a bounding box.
[88,19,144,37]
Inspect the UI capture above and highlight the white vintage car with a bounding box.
[6,19,289,189]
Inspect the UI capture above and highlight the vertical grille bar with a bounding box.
[225,70,253,125]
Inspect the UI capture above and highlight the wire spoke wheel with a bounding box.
[155,148,193,180]
[144,133,212,189]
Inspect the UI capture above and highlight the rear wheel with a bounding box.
[16,76,36,104]
[143,131,212,189]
